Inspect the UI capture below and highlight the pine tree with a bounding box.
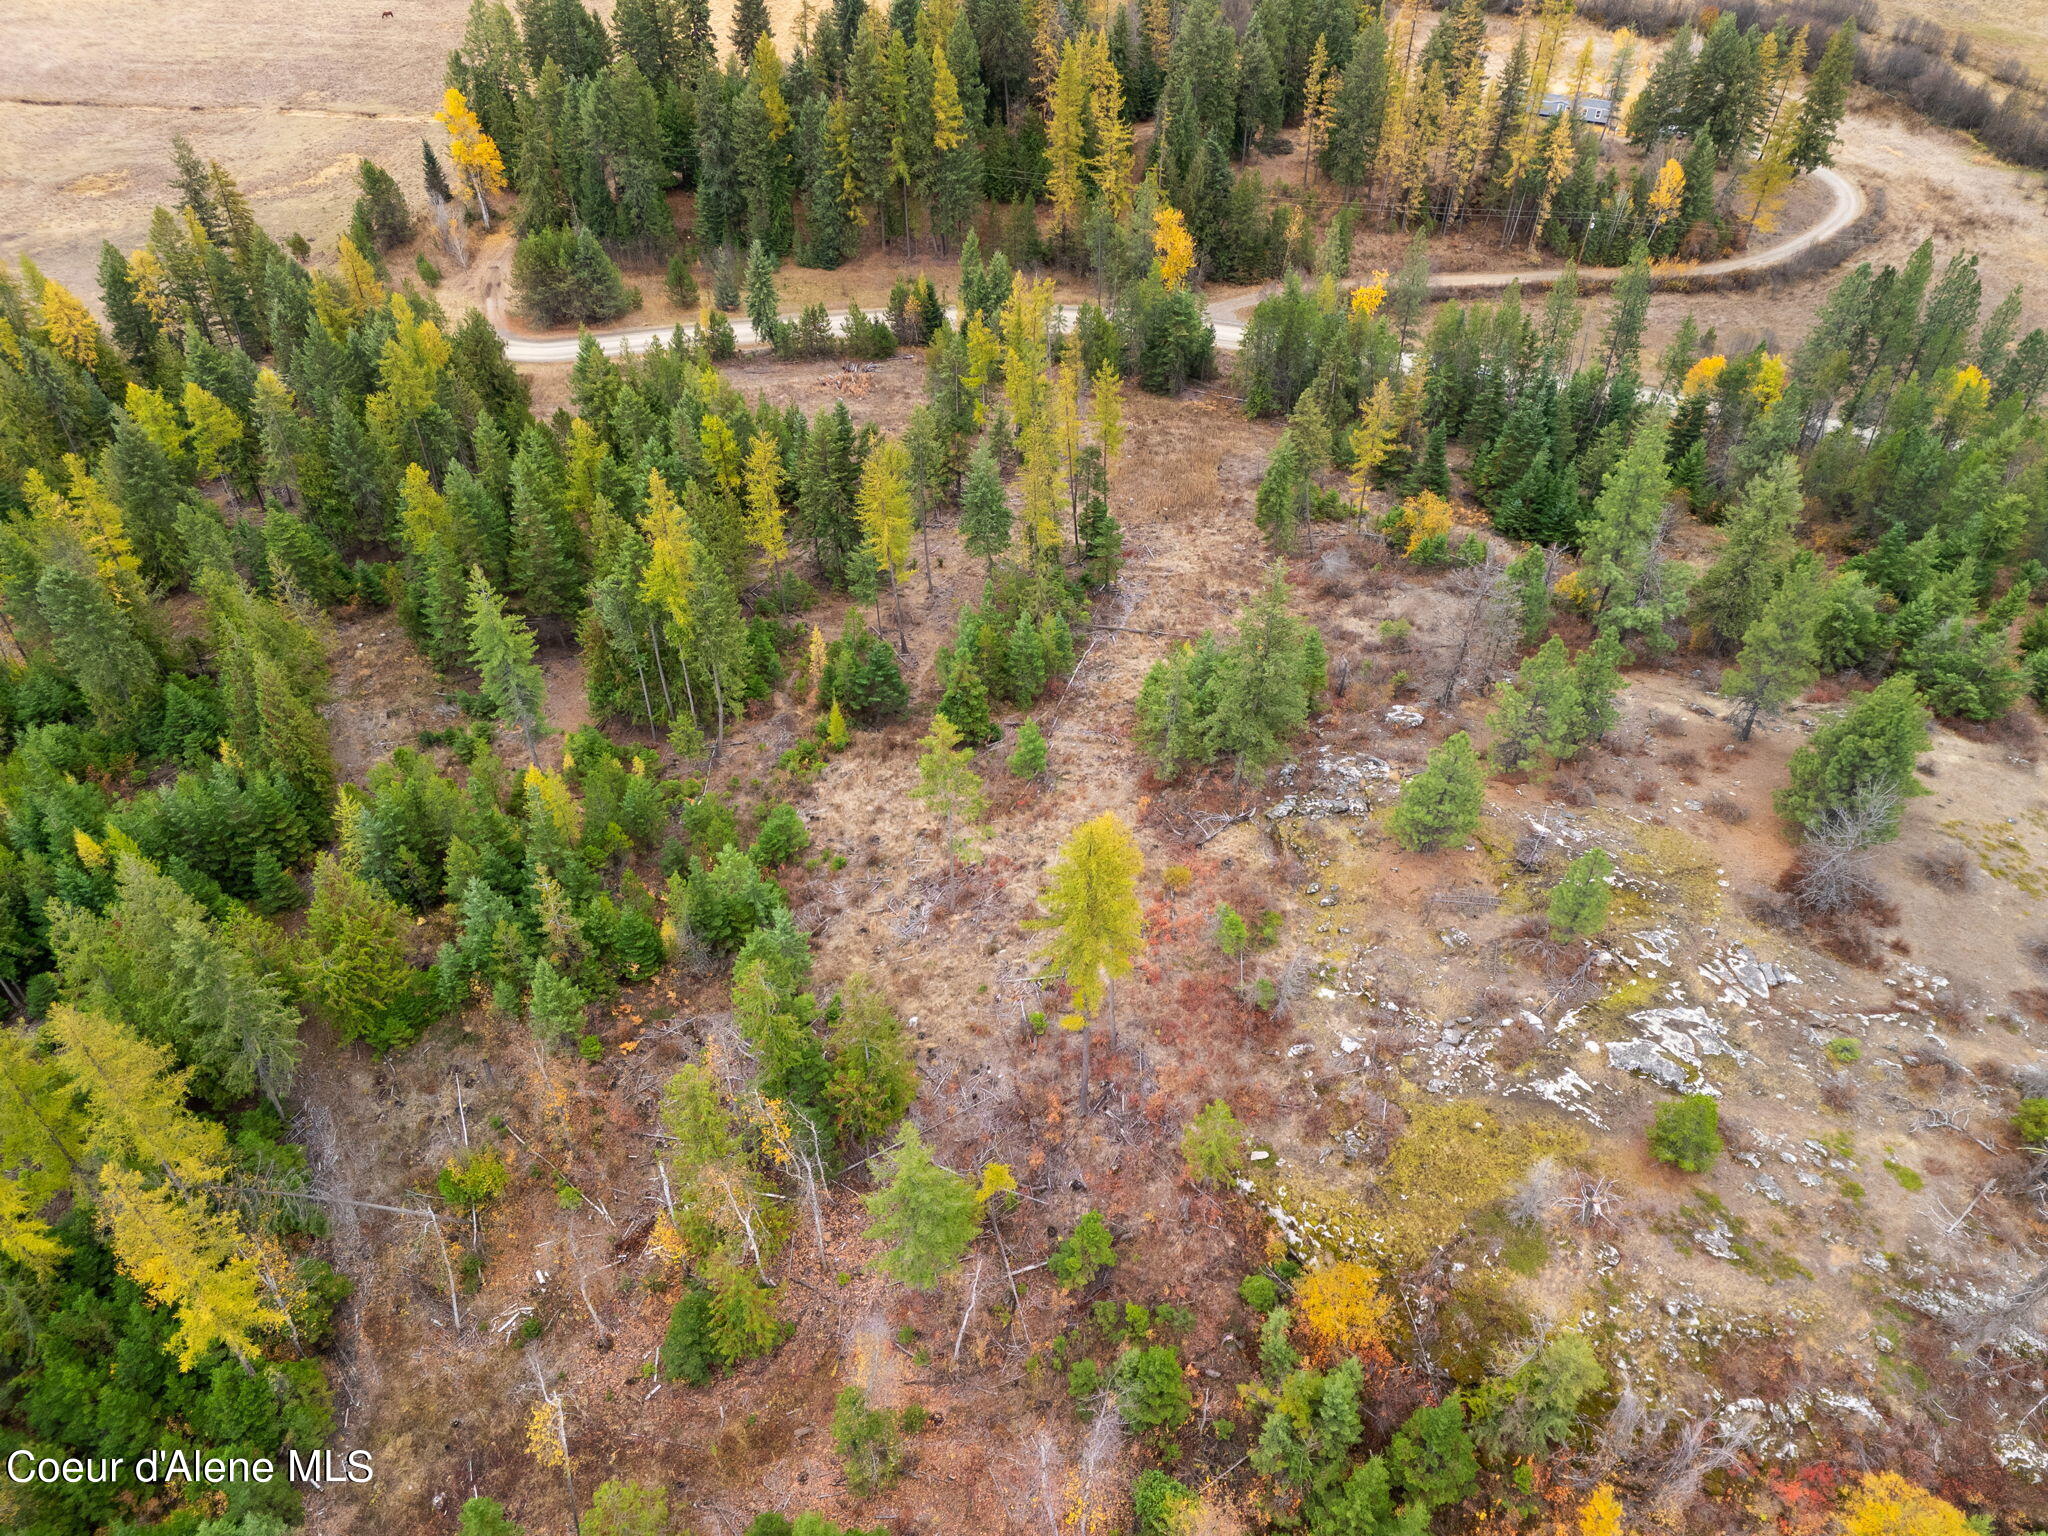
[466,567,550,766]
[912,713,989,866]
[302,853,425,1050]
[1033,813,1143,1113]
[1008,719,1048,778]
[1775,675,1930,842]
[1547,848,1614,941]
[1723,556,1823,740]
[527,956,589,1042]
[743,239,779,339]
[1790,22,1855,171]
[1564,633,1626,749]
[959,441,1012,572]
[1505,546,1551,645]
[1387,732,1484,852]
[824,973,918,1145]
[861,1122,978,1287]
[1578,416,1686,651]
[730,0,772,60]
[1690,455,1803,648]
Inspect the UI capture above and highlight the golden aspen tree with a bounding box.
[1086,31,1134,217]
[95,1164,283,1369]
[742,433,790,603]
[1681,355,1727,395]
[1837,1473,1972,1536]
[1152,203,1195,289]
[1032,812,1144,1115]
[1045,40,1091,238]
[857,438,915,647]
[436,87,508,229]
[1351,269,1390,317]
[1751,353,1788,408]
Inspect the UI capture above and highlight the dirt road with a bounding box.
[488,167,1864,361]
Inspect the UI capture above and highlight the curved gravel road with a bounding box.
[490,166,1863,364]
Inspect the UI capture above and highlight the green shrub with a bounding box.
[1649,1094,1723,1173]
[2018,1098,2048,1145]
[437,1146,510,1209]
[1048,1211,1116,1290]
[1237,1273,1279,1313]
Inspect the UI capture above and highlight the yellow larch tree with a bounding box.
[1045,40,1092,238]
[1293,1260,1395,1358]
[1348,380,1399,519]
[1301,34,1339,189]
[39,282,102,369]
[1031,812,1144,1114]
[47,1006,229,1186]
[1647,157,1686,232]
[1577,1485,1624,1536]
[95,1165,283,1369]
[857,438,915,646]
[1087,31,1134,217]
[742,432,790,601]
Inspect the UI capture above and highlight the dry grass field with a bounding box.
[0,0,809,302]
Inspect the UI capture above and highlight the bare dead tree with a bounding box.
[1557,1172,1624,1232]
[1435,554,1515,706]
[1791,787,1901,917]
[1652,1409,1759,1519]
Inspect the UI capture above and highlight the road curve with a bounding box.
[490,166,1863,364]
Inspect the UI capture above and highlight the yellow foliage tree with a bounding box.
[1577,1484,1624,1536]
[95,1165,282,1369]
[1348,380,1399,518]
[39,282,102,369]
[1350,270,1389,317]
[1837,1473,1972,1536]
[1292,1260,1394,1358]
[437,87,508,229]
[1680,355,1728,396]
[1647,158,1686,227]
[742,433,790,597]
[1152,204,1195,291]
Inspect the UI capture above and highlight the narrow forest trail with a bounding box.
[485,166,1864,362]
